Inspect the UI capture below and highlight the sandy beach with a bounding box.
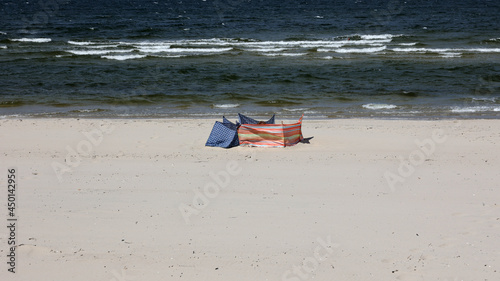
[1,117,499,281]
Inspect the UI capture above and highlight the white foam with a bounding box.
[128,39,232,47]
[68,40,95,45]
[363,103,397,110]
[336,46,386,53]
[10,38,52,43]
[262,53,307,57]
[344,40,391,46]
[470,48,500,53]
[303,110,320,114]
[398,42,418,46]
[298,39,389,48]
[279,53,307,56]
[441,52,461,58]
[247,39,388,48]
[213,104,240,108]
[472,97,497,102]
[0,45,6,49]
[0,31,6,35]
[139,47,232,53]
[170,47,233,53]
[300,42,344,48]
[232,40,344,49]
[392,47,441,53]
[284,108,310,112]
[101,54,147,60]
[85,44,120,49]
[157,55,186,58]
[119,41,163,46]
[393,47,500,53]
[73,109,103,113]
[110,38,393,54]
[360,34,401,40]
[135,45,171,53]
[451,106,500,113]
[67,49,132,55]
[317,48,335,52]
[239,41,311,47]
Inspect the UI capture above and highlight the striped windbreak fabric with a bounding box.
[238,115,303,147]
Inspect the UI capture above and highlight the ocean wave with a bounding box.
[69,108,108,113]
[440,52,461,58]
[85,44,121,49]
[0,31,6,35]
[0,100,25,107]
[101,54,147,60]
[139,46,232,53]
[168,47,233,53]
[68,40,95,45]
[392,47,500,53]
[392,47,436,53]
[471,97,497,103]
[10,38,52,43]
[68,41,124,49]
[470,48,500,53]
[241,40,342,48]
[451,106,500,113]
[61,38,396,58]
[60,38,398,57]
[133,46,170,53]
[262,52,307,57]
[0,114,24,119]
[0,45,6,49]
[157,55,186,58]
[67,49,132,55]
[362,103,397,110]
[213,104,240,108]
[359,34,402,40]
[126,38,389,49]
[283,107,310,112]
[398,42,418,46]
[335,46,386,53]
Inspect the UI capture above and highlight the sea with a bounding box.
[1,0,499,119]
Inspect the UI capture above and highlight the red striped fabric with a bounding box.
[238,115,303,147]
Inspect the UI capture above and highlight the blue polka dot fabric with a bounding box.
[238,113,275,124]
[205,116,240,148]
[206,114,276,148]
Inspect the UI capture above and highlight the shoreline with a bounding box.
[1,118,499,281]
[2,115,500,121]
[2,102,500,121]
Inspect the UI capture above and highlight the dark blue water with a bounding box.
[1,0,499,118]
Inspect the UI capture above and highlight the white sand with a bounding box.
[1,118,499,281]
